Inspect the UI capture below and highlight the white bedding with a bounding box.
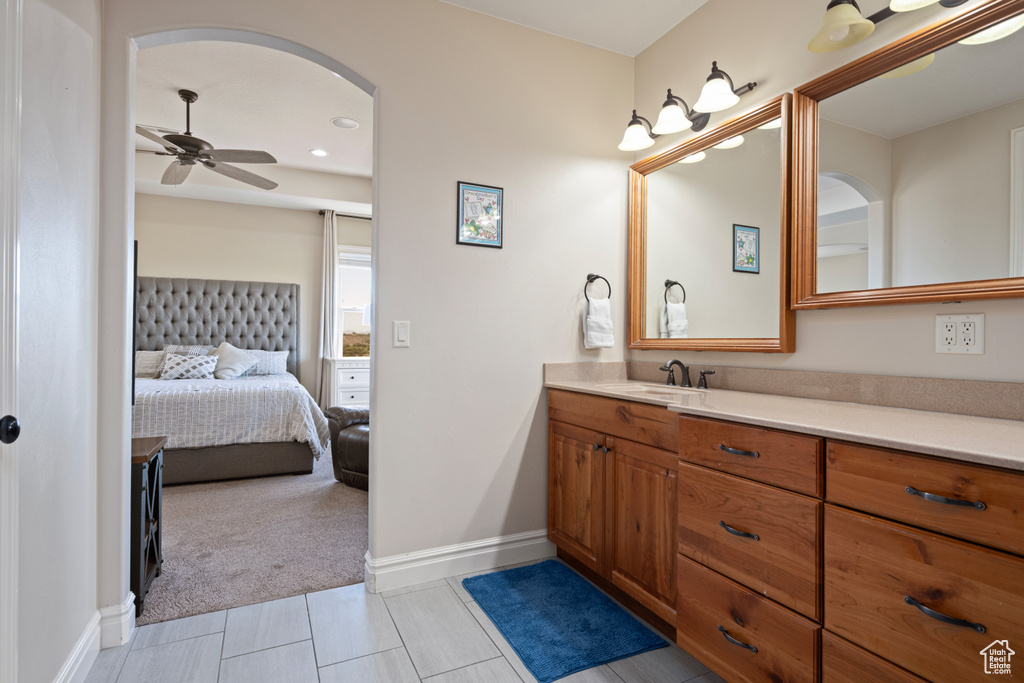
[133,373,330,458]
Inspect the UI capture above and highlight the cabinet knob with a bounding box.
[0,415,20,444]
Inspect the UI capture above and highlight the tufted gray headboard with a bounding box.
[135,277,300,379]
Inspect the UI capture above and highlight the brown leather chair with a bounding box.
[324,406,369,490]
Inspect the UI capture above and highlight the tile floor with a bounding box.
[85,557,726,683]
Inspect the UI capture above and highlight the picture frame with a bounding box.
[733,224,759,274]
[457,181,503,248]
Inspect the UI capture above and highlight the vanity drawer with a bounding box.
[821,632,925,683]
[827,441,1024,554]
[677,462,821,620]
[676,555,820,683]
[548,389,678,452]
[679,416,823,496]
[824,506,1024,682]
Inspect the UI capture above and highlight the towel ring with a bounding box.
[585,273,611,301]
[664,279,686,304]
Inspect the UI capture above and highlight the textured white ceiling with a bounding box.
[136,41,373,178]
[439,0,709,56]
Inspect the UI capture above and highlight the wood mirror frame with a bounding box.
[792,0,1024,309]
[627,94,795,352]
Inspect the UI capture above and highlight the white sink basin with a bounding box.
[594,382,704,399]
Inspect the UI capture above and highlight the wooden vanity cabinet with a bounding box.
[547,389,679,628]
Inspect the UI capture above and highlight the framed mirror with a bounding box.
[627,95,795,352]
[793,0,1024,308]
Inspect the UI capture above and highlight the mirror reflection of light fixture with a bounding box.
[808,0,968,53]
[959,14,1024,45]
[618,110,657,151]
[678,151,706,164]
[652,89,711,135]
[693,62,757,113]
[713,135,745,150]
[878,52,935,78]
[757,118,783,130]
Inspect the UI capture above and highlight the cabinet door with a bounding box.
[548,420,607,573]
[609,439,677,624]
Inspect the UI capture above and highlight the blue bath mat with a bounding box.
[462,560,667,682]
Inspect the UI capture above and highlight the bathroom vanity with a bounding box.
[545,376,1024,682]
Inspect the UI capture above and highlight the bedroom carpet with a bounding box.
[136,451,367,625]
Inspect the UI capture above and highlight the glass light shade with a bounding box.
[652,104,693,135]
[694,77,739,113]
[890,0,938,11]
[757,118,783,130]
[808,3,875,53]
[713,135,744,150]
[618,121,655,151]
[678,151,706,164]
[878,52,934,78]
[959,15,1024,45]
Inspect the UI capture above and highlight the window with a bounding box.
[336,247,371,357]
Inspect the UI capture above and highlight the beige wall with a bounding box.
[631,0,1024,383]
[134,194,376,393]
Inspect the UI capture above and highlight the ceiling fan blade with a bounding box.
[202,160,278,190]
[161,161,193,185]
[135,149,174,155]
[135,125,181,152]
[205,149,277,164]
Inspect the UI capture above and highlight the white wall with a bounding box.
[16,0,101,679]
[631,0,1024,383]
[818,252,869,293]
[135,194,351,392]
[98,0,633,583]
[644,126,781,338]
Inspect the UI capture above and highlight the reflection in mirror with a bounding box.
[816,13,1024,293]
[644,121,781,338]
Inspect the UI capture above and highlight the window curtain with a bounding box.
[315,211,338,408]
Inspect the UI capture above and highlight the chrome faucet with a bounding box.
[659,360,691,387]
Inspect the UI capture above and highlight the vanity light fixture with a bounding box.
[712,135,745,150]
[878,52,935,78]
[808,0,968,53]
[678,151,706,164]
[693,62,757,113]
[757,119,783,130]
[618,110,658,151]
[959,14,1024,45]
[652,89,711,135]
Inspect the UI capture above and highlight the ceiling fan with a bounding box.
[135,89,279,190]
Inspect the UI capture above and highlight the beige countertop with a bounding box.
[545,378,1024,472]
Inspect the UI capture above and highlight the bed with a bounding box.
[133,276,330,484]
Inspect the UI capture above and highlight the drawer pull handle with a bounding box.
[719,444,759,458]
[718,625,758,653]
[719,521,759,541]
[904,596,986,633]
[905,487,986,511]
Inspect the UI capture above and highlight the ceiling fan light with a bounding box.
[808,1,875,53]
[652,103,693,135]
[694,76,739,113]
[878,52,935,78]
[889,0,938,11]
[679,151,707,164]
[618,116,655,151]
[713,135,745,150]
[959,15,1024,45]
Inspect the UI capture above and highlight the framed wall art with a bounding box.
[457,181,503,248]
[733,224,759,274]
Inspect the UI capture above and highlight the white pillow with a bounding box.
[160,353,217,380]
[157,344,214,375]
[213,342,258,379]
[244,349,289,376]
[135,350,164,379]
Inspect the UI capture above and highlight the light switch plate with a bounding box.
[935,314,984,354]
[393,320,410,348]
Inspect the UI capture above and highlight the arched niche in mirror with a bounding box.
[793,0,1024,308]
[627,95,795,352]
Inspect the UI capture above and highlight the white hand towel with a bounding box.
[665,301,689,338]
[584,298,614,349]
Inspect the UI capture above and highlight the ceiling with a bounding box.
[136,41,373,178]
[439,0,709,56]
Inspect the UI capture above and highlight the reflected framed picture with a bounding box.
[733,224,759,274]
[457,181,503,248]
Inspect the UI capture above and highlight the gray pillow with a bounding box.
[212,342,258,380]
[157,344,214,375]
[160,353,217,380]
[135,350,164,379]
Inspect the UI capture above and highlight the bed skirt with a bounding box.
[163,441,314,485]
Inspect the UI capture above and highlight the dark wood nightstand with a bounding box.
[131,436,166,616]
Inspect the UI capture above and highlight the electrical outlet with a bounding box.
[936,314,984,354]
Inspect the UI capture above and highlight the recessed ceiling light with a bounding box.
[310,149,329,157]
[331,117,359,130]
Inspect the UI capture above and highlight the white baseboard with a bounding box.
[364,529,556,593]
[98,593,135,649]
[54,611,100,683]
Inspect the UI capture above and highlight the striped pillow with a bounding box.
[157,344,215,375]
[160,353,217,380]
